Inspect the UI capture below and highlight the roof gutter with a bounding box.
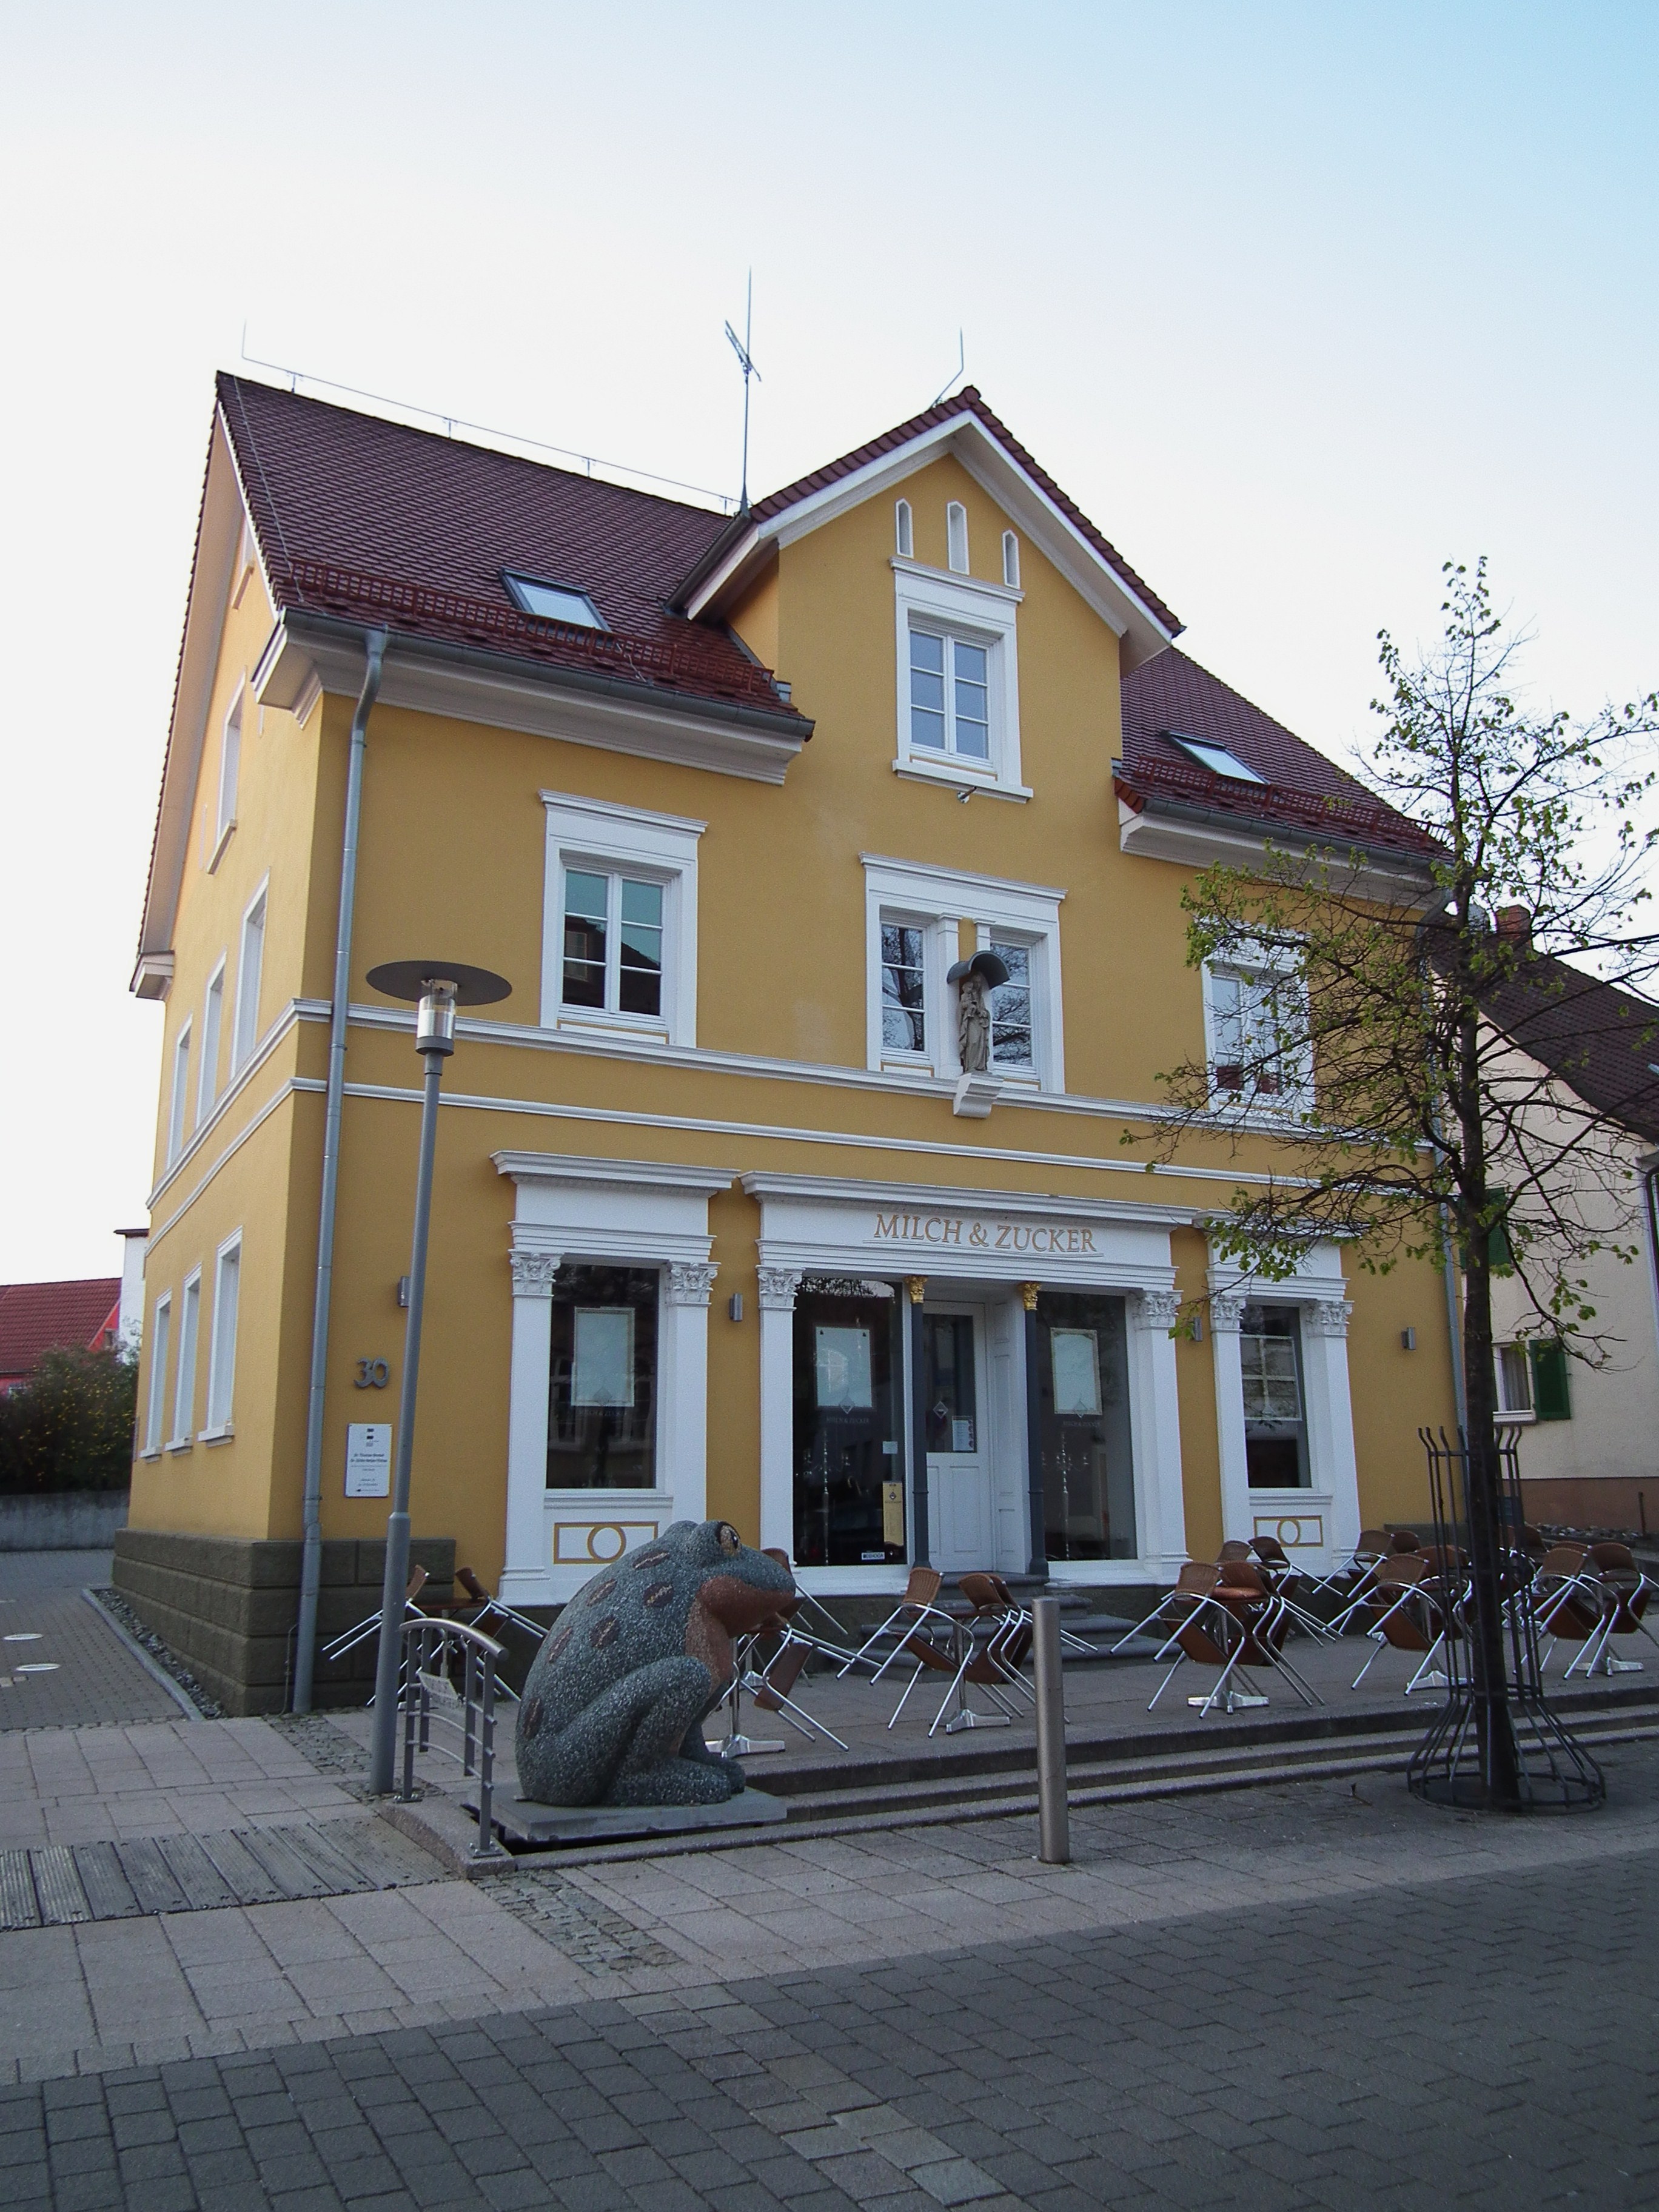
[275,607,811,743]
[1118,780,1439,886]
[292,626,386,1714]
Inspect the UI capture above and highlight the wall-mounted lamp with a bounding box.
[1401,1327,1417,1350]
[728,1293,744,1322]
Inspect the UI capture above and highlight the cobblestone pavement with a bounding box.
[0,1553,180,1732]
[2,1831,1654,2211]
[2,1739,1657,2207]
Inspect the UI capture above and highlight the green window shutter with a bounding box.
[1488,1190,1515,1275]
[1530,1339,1571,1421]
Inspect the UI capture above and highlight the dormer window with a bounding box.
[503,572,606,630]
[1167,731,1265,783]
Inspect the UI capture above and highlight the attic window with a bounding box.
[503,572,606,629]
[1167,731,1265,784]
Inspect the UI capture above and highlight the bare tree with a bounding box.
[1133,561,1658,1804]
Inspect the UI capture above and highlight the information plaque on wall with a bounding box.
[345,1423,392,1497]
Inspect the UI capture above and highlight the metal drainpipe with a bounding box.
[292,629,387,1713]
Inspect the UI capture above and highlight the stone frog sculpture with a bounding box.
[514,1520,798,1807]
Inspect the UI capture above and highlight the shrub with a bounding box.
[0,1344,137,1494]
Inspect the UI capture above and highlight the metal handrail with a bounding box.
[397,1617,507,1860]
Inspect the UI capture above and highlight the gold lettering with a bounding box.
[995,1225,1012,1249]
[1082,1228,1096,1252]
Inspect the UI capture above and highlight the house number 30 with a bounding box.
[354,1358,390,1389]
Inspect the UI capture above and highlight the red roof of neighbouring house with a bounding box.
[1118,648,1442,865]
[215,374,805,722]
[1475,953,1659,1145]
[746,385,1183,638]
[0,1279,121,1383]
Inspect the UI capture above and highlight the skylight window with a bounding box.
[1166,731,1265,783]
[502,572,606,629]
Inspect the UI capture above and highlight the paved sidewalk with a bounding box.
[2,1826,1652,2210]
[0,1553,179,1732]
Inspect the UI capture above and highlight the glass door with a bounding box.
[925,1305,993,1572]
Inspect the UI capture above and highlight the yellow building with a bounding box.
[121,375,1457,1711]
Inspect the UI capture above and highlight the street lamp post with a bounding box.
[364,959,510,1796]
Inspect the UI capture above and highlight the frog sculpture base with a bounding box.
[512,1520,799,1812]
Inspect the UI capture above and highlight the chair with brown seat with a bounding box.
[1111,1561,1221,1656]
[1529,1543,1597,1668]
[1219,1540,1254,1560]
[1150,1561,1321,1715]
[1248,1535,1332,1641]
[1350,1555,1452,1692]
[1388,1530,1423,1554]
[843,1566,954,1681]
[1564,1543,1658,1677]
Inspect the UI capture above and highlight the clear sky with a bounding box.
[2,1,1655,1280]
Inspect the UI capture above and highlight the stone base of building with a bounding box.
[1519,1478,1657,1537]
[112,1529,457,1717]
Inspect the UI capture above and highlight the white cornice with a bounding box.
[491,1151,735,1195]
[1117,795,1438,905]
[739,1170,1193,1228]
[253,614,806,785]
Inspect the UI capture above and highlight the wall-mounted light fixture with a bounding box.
[1401,1327,1417,1350]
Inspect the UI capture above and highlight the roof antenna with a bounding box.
[725,272,762,513]
[932,329,965,407]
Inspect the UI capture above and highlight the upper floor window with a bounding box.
[1204,953,1309,1110]
[214,686,243,858]
[198,962,225,1123]
[862,856,1065,1090]
[205,1235,241,1437]
[1002,531,1021,589]
[503,572,606,629]
[892,562,1024,799]
[946,501,970,574]
[144,1295,172,1453]
[1170,731,1264,783]
[540,791,703,1046]
[909,630,990,761]
[232,885,267,1072]
[894,500,913,558]
[171,1270,201,1447]
[167,1022,192,1165]
[562,871,664,1017]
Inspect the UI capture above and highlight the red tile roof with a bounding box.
[0,1280,122,1383]
[216,375,805,722]
[1118,648,1441,864]
[749,386,1182,638]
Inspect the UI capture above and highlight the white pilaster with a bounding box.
[1302,1298,1361,1554]
[500,1248,558,1604]
[1208,1288,1252,1543]
[1128,1287,1187,1572]
[662,1262,719,1526]
[756,1268,801,1555]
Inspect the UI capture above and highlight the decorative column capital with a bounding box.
[757,1267,802,1312]
[1133,1288,1182,1333]
[1307,1297,1353,1338]
[665,1261,719,1307]
[1019,1281,1040,1313]
[907,1275,928,1306]
[1208,1290,1247,1334]
[508,1250,560,1298]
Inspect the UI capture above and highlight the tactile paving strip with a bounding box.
[0,1817,444,1928]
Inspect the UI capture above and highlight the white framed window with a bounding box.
[198,960,225,1122]
[213,683,243,857]
[1002,531,1021,589]
[894,500,913,558]
[946,500,969,574]
[503,572,606,629]
[170,1271,200,1447]
[232,882,267,1072]
[1203,950,1310,1112]
[862,855,1065,1088]
[540,792,703,1045]
[167,1022,192,1164]
[891,561,1024,799]
[204,1235,241,1437]
[144,1295,171,1453]
[1495,1342,1535,1421]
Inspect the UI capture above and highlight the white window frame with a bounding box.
[891,559,1025,800]
[212,680,243,863]
[143,1294,171,1455]
[894,499,913,558]
[167,1022,192,1164]
[170,1270,201,1449]
[540,791,703,1046]
[1495,1341,1537,1423]
[231,879,268,1073]
[198,959,226,1124]
[1201,942,1312,1115]
[203,1233,241,1439]
[946,500,970,574]
[861,854,1065,1088]
[1002,531,1021,588]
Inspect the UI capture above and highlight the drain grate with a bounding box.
[0,1817,444,1928]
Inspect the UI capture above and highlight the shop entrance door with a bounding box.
[923,1304,993,1572]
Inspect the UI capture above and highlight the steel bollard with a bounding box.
[1033,1594,1070,1863]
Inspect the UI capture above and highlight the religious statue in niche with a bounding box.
[947,950,1010,1073]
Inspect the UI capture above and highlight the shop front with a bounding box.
[746,1173,1193,1594]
